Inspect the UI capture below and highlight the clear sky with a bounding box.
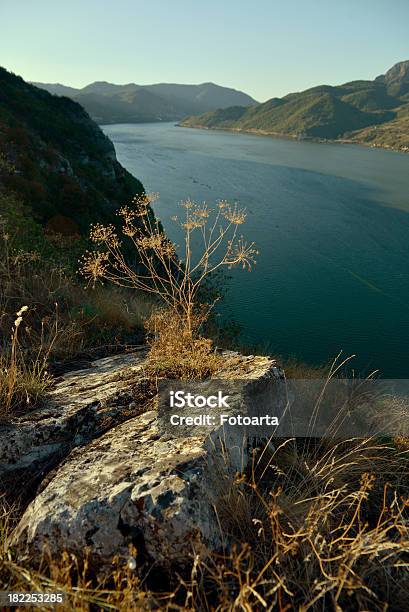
[1,0,409,102]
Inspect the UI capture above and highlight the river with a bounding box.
[103,122,409,376]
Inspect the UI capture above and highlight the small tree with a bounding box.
[80,194,257,377]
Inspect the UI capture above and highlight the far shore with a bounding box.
[177,122,409,155]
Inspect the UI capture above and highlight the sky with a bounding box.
[1,0,409,102]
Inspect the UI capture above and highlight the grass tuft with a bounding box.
[145,307,223,380]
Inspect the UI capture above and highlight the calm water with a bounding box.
[103,122,409,377]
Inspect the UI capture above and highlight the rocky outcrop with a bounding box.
[0,349,153,487]
[13,411,222,565]
[10,351,285,567]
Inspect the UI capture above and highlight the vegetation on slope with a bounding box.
[3,431,409,610]
[346,101,409,149]
[0,191,154,419]
[0,68,153,416]
[0,66,144,233]
[181,60,409,150]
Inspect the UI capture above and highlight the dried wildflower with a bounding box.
[135,201,149,217]
[80,250,110,286]
[182,220,205,231]
[90,223,117,245]
[223,204,247,225]
[129,193,158,216]
[123,224,137,238]
[137,233,175,257]
[118,205,137,222]
[80,193,257,368]
[143,192,159,205]
[193,206,211,219]
[227,237,258,270]
[181,199,194,209]
[16,306,29,317]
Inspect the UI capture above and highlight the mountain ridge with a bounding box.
[31,80,258,124]
[180,61,409,152]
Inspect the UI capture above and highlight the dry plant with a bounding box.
[80,194,257,378]
[0,511,169,611]
[0,222,153,367]
[204,434,409,612]
[145,306,223,379]
[2,363,409,610]
[0,305,55,419]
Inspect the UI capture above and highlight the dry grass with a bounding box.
[2,360,409,610]
[1,498,177,610]
[0,212,155,420]
[0,511,165,610]
[0,306,53,419]
[0,228,154,362]
[210,435,409,611]
[0,359,51,420]
[0,287,153,419]
[144,307,224,380]
[2,435,409,610]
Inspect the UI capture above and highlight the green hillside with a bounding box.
[68,88,180,124]
[180,61,409,151]
[0,67,144,234]
[0,67,152,383]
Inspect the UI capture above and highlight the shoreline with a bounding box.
[177,122,409,154]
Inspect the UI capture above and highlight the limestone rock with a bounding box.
[0,349,151,485]
[13,411,221,565]
[12,351,284,566]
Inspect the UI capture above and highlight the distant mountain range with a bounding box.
[31,80,258,124]
[180,61,409,151]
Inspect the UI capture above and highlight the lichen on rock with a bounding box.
[10,350,284,567]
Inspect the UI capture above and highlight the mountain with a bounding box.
[0,67,144,235]
[32,80,258,125]
[143,82,256,113]
[375,60,409,98]
[180,61,409,151]
[29,82,81,97]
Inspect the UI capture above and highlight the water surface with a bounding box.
[103,122,409,376]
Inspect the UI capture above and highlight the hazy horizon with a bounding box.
[1,0,409,102]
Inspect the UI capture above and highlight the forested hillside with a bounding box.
[0,67,144,235]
